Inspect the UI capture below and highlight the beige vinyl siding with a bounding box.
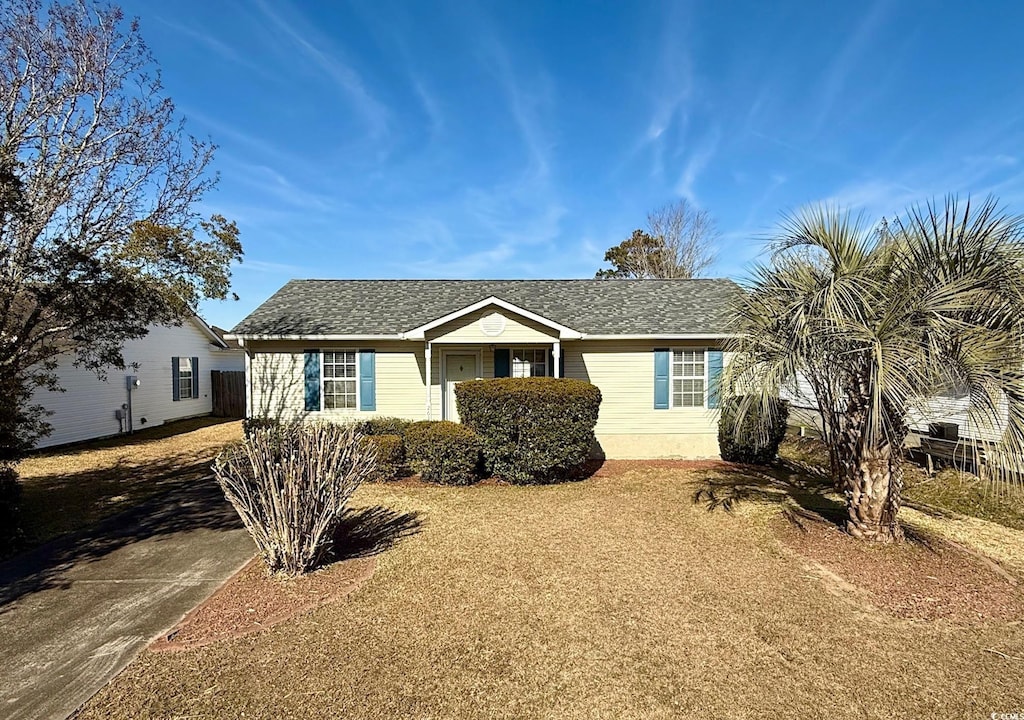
[246,338,726,458]
[248,340,428,422]
[426,308,558,344]
[561,340,721,436]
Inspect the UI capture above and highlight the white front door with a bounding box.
[444,353,478,421]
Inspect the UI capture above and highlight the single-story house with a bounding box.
[230,279,740,459]
[32,316,245,448]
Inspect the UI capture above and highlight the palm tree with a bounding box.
[725,197,1024,542]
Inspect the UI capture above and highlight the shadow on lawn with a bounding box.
[331,506,423,561]
[692,460,849,527]
[0,479,243,612]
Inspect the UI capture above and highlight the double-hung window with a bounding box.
[672,349,706,407]
[177,357,193,399]
[511,348,548,377]
[323,351,357,409]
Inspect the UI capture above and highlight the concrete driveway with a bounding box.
[0,480,254,720]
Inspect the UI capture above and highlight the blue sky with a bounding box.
[119,0,1024,329]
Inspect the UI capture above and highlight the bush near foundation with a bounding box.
[717,395,789,465]
[455,378,602,484]
[363,433,406,480]
[405,421,482,485]
[357,417,413,438]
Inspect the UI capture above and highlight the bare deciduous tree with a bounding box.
[596,199,718,279]
[0,0,242,458]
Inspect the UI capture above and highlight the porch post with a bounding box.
[425,341,433,420]
[553,340,561,378]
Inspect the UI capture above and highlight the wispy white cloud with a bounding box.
[251,0,390,140]
[222,157,338,212]
[675,127,721,206]
[155,16,276,79]
[411,76,445,137]
[812,0,891,134]
[238,259,313,275]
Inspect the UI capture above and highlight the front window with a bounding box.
[672,349,705,407]
[512,348,548,378]
[178,357,193,399]
[323,351,357,409]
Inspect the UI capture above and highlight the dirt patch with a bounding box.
[151,555,376,652]
[775,517,1024,622]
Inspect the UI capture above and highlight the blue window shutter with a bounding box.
[303,350,320,411]
[359,350,376,411]
[707,349,724,409]
[494,348,510,378]
[654,349,670,409]
[191,357,200,398]
[171,356,180,401]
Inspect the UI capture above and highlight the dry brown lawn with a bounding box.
[79,464,1024,719]
[14,417,242,549]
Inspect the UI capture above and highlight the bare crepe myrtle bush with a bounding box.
[214,421,378,576]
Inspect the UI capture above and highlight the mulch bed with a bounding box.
[150,555,376,652]
[776,517,1024,622]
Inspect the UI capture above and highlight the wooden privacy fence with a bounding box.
[211,370,246,418]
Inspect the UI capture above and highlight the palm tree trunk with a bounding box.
[845,443,903,542]
[838,376,905,543]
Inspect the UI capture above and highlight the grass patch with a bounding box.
[10,417,242,554]
[79,465,1024,719]
[779,435,1024,531]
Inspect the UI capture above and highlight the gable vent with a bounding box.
[479,312,507,337]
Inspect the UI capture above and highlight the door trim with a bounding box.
[440,349,481,420]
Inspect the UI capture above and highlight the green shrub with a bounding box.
[0,464,23,556]
[364,433,406,480]
[405,421,482,485]
[357,416,413,437]
[718,395,789,465]
[455,377,602,484]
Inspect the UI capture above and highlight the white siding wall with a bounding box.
[31,320,242,448]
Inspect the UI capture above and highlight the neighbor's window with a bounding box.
[672,349,705,407]
[512,348,548,378]
[323,351,357,409]
[178,357,193,399]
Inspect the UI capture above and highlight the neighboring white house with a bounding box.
[31,316,245,448]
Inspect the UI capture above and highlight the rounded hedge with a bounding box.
[357,416,413,437]
[454,377,601,484]
[405,420,482,485]
[717,395,789,465]
[363,433,406,481]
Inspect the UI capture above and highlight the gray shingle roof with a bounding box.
[231,279,742,337]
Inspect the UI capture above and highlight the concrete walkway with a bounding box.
[0,480,254,720]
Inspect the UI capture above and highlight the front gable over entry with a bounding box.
[405,296,582,343]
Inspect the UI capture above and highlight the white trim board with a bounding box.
[404,297,583,340]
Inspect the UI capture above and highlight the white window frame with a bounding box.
[177,356,194,400]
[320,349,360,411]
[510,347,549,378]
[670,347,708,409]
